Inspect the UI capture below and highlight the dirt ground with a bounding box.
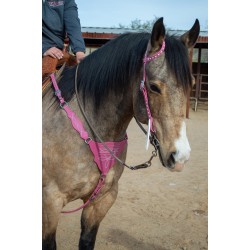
[56,105,208,250]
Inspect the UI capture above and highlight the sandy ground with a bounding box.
[56,105,208,250]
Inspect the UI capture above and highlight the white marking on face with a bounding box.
[173,121,191,164]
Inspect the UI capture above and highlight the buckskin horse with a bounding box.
[42,17,200,249]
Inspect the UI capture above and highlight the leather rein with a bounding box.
[73,67,160,172]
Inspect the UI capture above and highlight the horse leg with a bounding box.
[79,183,118,250]
[42,192,63,250]
[43,233,56,250]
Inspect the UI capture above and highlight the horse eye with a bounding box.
[149,83,161,94]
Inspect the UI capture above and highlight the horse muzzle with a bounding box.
[158,148,190,172]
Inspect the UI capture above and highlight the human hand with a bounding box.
[76,51,85,63]
[43,47,64,59]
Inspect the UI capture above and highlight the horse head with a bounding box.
[133,18,200,171]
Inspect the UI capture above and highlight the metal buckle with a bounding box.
[150,134,160,150]
[54,89,61,96]
[59,101,68,109]
[84,137,92,144]
[140,80,145,90]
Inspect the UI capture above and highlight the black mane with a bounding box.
[58,32,192,109]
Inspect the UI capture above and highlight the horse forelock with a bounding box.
[164,34,193,95]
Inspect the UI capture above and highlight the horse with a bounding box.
[42,17,200,250]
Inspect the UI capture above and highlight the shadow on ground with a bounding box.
[107,229,168,250]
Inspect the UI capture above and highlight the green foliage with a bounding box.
[118,17,161,31]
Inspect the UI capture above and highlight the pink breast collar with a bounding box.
[88,139,127,175]
[50,73,127,213]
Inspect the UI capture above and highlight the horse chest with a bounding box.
[59,162,119,202]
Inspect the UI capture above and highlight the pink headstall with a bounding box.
[140,40,166,149]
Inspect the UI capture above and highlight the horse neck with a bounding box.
[77,87,134,142]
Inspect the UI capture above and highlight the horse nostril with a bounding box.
[171,151,176,156]
[167,153,176,168]
[170,151,178,164]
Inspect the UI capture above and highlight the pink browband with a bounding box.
[50,73,128,213]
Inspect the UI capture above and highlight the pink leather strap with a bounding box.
[61,175,106,214]
[51,73,89,140]
[50,73,127,213]
[140,40,166,133]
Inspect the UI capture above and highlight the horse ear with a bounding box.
[150,17,166,51]
[180,19,200,48]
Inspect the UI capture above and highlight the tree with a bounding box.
[118,17,161,31]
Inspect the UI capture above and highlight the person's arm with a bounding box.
[64,0,86,62]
